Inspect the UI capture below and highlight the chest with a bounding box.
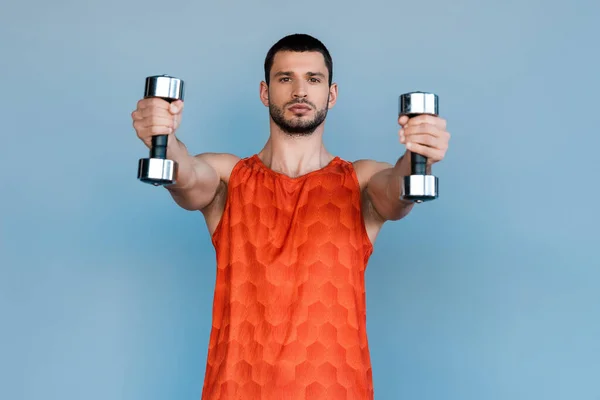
[227,172,364,250]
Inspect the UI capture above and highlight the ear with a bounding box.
[259,81,269,107]
[327,82,338,109]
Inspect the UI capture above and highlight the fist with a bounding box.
[398,114,450,165]
[131,98,184,149]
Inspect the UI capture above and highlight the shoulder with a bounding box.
[194,152,242,183]
[351,159,394,189]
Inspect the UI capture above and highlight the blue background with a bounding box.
[2,0,599,399]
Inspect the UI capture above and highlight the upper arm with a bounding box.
[195,152,240,185]
[195,152,240,234]
[168,152,240,213]
[353,159,394,239]
[353,158,413,227]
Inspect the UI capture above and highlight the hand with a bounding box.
[398,114,450,165]
[131,98,184,149]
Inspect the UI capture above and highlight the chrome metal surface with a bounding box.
[144,75,185,101]
[138,158,178,186]
[400,175,438,203]
[399,92,438,116]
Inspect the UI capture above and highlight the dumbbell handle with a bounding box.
[411,152,427,175]
[150,135,168,159]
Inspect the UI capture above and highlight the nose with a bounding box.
[292,80,307,98]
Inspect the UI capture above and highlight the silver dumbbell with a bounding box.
[399,91,439,203]
[137,74,185,186]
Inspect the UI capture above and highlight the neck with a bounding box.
[257,121,334,178]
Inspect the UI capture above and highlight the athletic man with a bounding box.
[131,33,450,400]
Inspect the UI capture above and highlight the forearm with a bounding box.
[162,137,199,190]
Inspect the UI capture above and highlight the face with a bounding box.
[260,51,337,136]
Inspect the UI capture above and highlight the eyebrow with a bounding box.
[274,71,326,78]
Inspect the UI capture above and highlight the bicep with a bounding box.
[169,152,239,211]
[194,152,240,184]
[356,159,412,223]
[354,159,394,223]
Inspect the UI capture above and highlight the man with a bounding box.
[131,33,450,400]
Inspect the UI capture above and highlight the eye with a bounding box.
[309,78,320,83]
[279,77,290,82]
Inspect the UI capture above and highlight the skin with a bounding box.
[131,50,450,245]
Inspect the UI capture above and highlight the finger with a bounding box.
[406,115,446,129]
[133,120,173,135]
[398,127,413,144]
[404,123,446,138]
[140,105,173,119]
[131,110,143,120]
[141,115,175,129]
[405,134,443,149]
[405,142,445,162]
[147,125,173,135]
[133,120,173,134]
[398,115,409,126]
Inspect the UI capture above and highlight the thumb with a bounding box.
[169,100,184,114]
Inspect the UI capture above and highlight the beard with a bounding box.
[269,97,329,136]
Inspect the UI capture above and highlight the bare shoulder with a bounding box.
[195,152,241,182]
[351,159,394,189]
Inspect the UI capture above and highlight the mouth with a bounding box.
[288,104,311,113]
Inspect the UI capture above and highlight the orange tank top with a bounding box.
[202,154,374,400]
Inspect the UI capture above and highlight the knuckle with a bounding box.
[417,115,431,125]
[154,106,169,118]
[147,106,158,116]
[408,125,420,135]
[138,98,152,108]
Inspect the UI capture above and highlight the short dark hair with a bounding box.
[264,33,333,86]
